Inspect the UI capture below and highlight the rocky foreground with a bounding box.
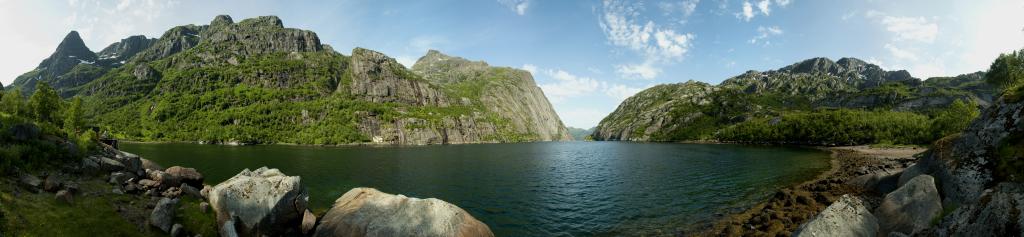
[8,144,494,237]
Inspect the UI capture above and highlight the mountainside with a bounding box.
[567,127,594,140]
[593,57,996,143]
[12,15,570,145]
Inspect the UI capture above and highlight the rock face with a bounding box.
[793,194,878,237]
[874,175,943,235]
[314,187,494,237]
[592,57,994,142]
[209,167,308,236]
[17,15,570,146]
[936,183,1024,236]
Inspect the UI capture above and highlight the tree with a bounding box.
[64,96,84,134]
[28,82,62,124]
[930,99,980,139]
[986,50,1024,91]
[1,89,27,117]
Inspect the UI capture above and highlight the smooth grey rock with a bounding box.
[18,173,41,192]
[314,187,494,237]
[147,169,180,190]
[220,219,240,237]
[55,190,73,204]
[109,171,134,185]
[793,194,878,237]
[209,167,308,237]
[848,168,903,194]
[151,198,179,233]
[165,166,204,187]
[43,175,62,192]
[180,183,202,199]
[874,175,942,236]
[141,158,164,171]
[170,223,185,237]
[99,157,125,172]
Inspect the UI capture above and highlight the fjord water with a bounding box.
[122,142,830,236]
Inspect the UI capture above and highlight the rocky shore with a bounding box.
[701,146,922,236]
[4,143,495,237]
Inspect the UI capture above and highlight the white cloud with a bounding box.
[774,0,791,7]
[867,12,939,44]
[740,1,754,21]
[539,69,604,102]
[658,0,701,17]
[884,44,919,61]
[749,25,783,45]
[521,64,538,74]
[841,10,857,21]
[498,0,530,15]
[395,56,417,69]
[756,0,771,16]
[615,61,661,80]
[556,108,610,130]
[604,83,649,101]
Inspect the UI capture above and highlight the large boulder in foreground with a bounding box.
[874,175,942,236]
[793,194,878,237]
[314,187,493,237]
[209,167,308,237]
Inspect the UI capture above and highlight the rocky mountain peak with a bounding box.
[238,15,284,28]
[781,57,838,74]
[411,49,491,79]
[211,15,234,27]
[97,35,157,64]
[37,31,97,74]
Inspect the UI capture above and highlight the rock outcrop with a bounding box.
[97,35,158,65]
[593,81,715,141]
[208,167,309,237]
[793,194,878,237]
[873,175,942,236]
[314,187,494,237]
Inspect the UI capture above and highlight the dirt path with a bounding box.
[694,146,924,236]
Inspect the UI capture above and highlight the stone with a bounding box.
[43,175,62,192]
[936,183,1024,236]
[114,151,143,174]
[848,168,902,195]
[180,183,202,199]
[147,169,180,190]
[301,209,316,234]
[141,158,164,171]
[874,175,942,236]
[200,202,210,213]
[897,162,926,187]
[112,188,124,195]
[162,187,182,198]
[209,167,308,236]
[99,157,125,172]
[64,182,79,194]
[19,173,42,192]
[81,157,101,174]
[171,223,185,237]
[221,219,240,237]
[139,179,160,188]
[200,185,212,199]
[165,166,204,187]
[55,190,73,204]
[150,197,179,233]
[793,194,878,237]
[109,171,134,185]
[314,187,494,237]
[124,182,142,194]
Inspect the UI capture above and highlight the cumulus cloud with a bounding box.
[867,11,938,44]
[757,0,771,16]
[740,1,755,21]
[658,0,701,17]
[615,61,661,80]
[749,25,783,45]
[884,44,919,61]
[599,0,694,80]
[498,0,530,15]
[531,65,651,102]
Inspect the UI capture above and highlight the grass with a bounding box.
[0,179,160,237]
[178,196,218,237]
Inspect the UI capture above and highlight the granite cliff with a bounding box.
[9,15,571,145]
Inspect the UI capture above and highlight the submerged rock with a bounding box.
[314,187,494,237]
[209,167,308,236]
[793,194,878,237]
[874,175,942,236]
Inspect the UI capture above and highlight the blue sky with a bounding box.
[2,0,1023,128]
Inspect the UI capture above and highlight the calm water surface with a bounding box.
[121,142,830,236]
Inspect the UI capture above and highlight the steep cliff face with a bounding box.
[593,57,995,142]
[12,15,570,145]
[412,50,572,141]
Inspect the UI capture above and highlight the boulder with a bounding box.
[162,187,182,198]
[114,151,143,174]
[18,173,42,192]
[897,163,926,187]
[180,183,202,198]
[141,158,165,171]
[171,223,185,237]
[201,185,212,199]
[81,157,102,174]
[874,175,942,236]
[301,209,316,234]
[847,168,902,195]
[793,194,878,237]
[166,166,204,187]
[43,175,63,192]
[139,179,160,188]
[151,197,180,233]
[147,169,180,190]
[314,187,494,237]
[109,171,135,185]
[99,157,125,172]
[221,219,240,237]
[209,167,308,236]
[200,202,210,213]
[55,190,73,204]
[64,182,79,194]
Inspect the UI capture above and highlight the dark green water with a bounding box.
[121,142,830,236]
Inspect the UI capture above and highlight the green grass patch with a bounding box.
[0,180,159,237]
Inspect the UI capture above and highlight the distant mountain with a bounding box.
[593,57,996,142]
[12,15,571,145]
[566,127,595,141]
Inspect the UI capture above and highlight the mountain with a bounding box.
[13,15,570,145]
[593,57,996,143]
[566,127,594,140]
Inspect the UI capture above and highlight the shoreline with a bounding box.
[696,145,924,236]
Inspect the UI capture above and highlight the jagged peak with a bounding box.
[211,15,234,27]
[238,15,283,28]
[413,49,490,70]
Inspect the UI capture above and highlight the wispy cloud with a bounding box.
[599,0,694,80]
[748,25,783,45]
[528,65,651,102]
[615,61,661,80]
[740,1,754,21]
[498,0,530,15]
[658,0,701,18]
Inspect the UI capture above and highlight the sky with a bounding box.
[1,0,1023,129]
